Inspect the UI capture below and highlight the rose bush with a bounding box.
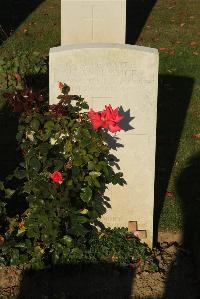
[0,83,125,268]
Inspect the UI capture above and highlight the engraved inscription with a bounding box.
[63,62,146,96]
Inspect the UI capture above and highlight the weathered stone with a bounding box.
[49,44,159,247]
[61,0,126,44]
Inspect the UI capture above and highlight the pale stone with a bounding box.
[49,44,159,247]
[61,0,126,44]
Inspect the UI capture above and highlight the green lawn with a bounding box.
[0,0,60,56]
[0,0,199,233]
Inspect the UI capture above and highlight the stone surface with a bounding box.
[61,0,126,44]
[49,44,159,247]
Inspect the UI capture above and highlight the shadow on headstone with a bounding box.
[119,107,135,132]
[126,0,157,44]
[0,0,44,45]
[153,75,194,244]
[16,263,135,299]
[162,153,200,298]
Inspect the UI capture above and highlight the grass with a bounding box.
[136,0,200,232]
[0,0,60,56]
[0,0,199,233]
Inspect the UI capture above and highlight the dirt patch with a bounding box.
[0,243,200,299]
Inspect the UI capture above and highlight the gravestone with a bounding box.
[49,44,159,247]
[61,0,126,44]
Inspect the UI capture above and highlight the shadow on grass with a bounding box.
[126,0,157,44]
[0,106,20,181]
[16,263,135,299]
[0,0,44,45]
[163,153,200,298]
[0,71,49,181]
[154,75,194,243]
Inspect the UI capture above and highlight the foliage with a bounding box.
[84,228,157,271]
[47,227,158,271]
[0,51,47,94]
[0,84,126,268]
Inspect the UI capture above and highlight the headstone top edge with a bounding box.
[62,0,125,2]
[50,43,158,55]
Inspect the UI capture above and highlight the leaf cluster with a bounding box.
[0,51,47,93]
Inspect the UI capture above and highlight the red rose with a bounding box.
[87,109,103,130]
[50,171,63,184]
[101,105,124,133]
[87,105,124,133]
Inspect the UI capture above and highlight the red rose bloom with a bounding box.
[50,171,63,184]
[87,105,124,133]
[101,105,124,133]
[87,109,103,130]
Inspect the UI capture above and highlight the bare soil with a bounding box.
[1,242,200,299]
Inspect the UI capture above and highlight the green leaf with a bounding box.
[5,188,15,198]
[80,186,92,203]
[61,235,73,247]
[72,167,80,176]
[89,171,101,178]
[69,224,88,237]
[93,178,100,188]
[25,239,33,252]
[15,243,26,249]
[87,161,96,170]
[54,159,64,170]
[71,247,84,258]
[0,181,4,190]
[30,119,40,131]
[44,120,54,130]
[10,249,19,265]
[52,252,60,264]
[81,102,89,109]
[14,169,27,179]
[76,215,89,224]
[29,157,41,172]
[39,143,50,155]
[19,254,28,264]
[64,141,72,155]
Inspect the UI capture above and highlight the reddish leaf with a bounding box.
[190,41,198,47]
[0,235,4,246]
[165,191,173,197]
[159,48,169,53]
[192,133,200,138]
[168,6,175,9]
[14,73,22,81]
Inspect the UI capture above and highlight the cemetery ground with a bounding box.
[0,0,200,298]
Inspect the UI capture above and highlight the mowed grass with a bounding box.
[0,0,199,232]
[0,0,60,56]
[135,0,200,231]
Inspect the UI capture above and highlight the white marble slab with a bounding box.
[61,0,126,44]
[49,44,159,247]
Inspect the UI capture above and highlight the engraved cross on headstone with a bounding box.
[61,0,126,45]
[83,5,105,42]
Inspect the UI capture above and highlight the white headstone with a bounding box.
[49,44,159,247]
[61,0,126,45]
